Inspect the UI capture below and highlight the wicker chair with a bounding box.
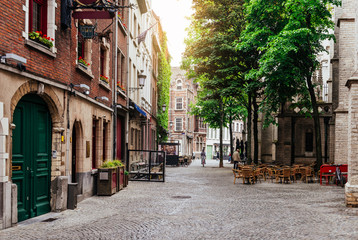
[242,167,255,184]
[276,168,291,184]
[232,169,242,184]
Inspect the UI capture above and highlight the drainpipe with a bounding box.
[125,5,130,170]
[113,3,118,159]
[66,91,71,180]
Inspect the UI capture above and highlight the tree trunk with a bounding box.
[253,94,259,165]
[306,74,322,172]
[247,93,252,165]
[229,114,233,157]
[219,99,224,168]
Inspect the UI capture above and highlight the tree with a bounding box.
[241,0,341,170]
[183,0,247,167]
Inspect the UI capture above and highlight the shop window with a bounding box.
[92,119,99,169]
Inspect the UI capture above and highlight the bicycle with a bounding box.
[335,165,346,188]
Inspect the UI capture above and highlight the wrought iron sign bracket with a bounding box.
[71,0,136,11]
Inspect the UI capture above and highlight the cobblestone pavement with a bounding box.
[2,159,358,240]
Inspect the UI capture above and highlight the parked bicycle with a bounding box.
[335,165,346,188]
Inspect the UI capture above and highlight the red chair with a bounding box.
[320,165,336,185]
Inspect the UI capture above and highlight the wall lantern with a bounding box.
[69,83,90,95]
[95,96,109,102]
[129,70,146,92]
[162,104,166,112]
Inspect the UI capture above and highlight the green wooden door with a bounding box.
[207,145,213,160]
[12,94,52,222]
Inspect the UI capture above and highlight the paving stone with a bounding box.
[1,159,358,239]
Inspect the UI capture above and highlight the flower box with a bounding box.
[78,57,90,67]
[28,31,54,49]
[97,167,117,196]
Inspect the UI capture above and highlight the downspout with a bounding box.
[125,5,130,171]
[113,3,118,159]
[66,90,71,180]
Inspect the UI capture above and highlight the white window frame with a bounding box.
[22,0,57,53]
[176,97,183,110]
[175,118,183,131]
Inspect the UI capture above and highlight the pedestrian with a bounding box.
[228,153,231,163]
[232,148,240,169]
[201,147,206,167]
[217,151,219,160]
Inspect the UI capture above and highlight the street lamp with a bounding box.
[129,70,146,92]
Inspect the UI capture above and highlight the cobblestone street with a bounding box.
[1,159,358,240]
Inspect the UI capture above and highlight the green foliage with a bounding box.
[183,0,247,129]
[101,159,124,168]
[100,160,116,168]
[112,160,124,167]
[157,33,172,143]
[28,31,54,48]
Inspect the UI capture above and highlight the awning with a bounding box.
[130,101,147,117]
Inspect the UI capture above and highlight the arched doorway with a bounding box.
[12,94,52,222]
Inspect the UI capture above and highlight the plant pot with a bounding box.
[124,174,128,187]
[97,167,117,196]
[78,63,88,70]
[116,166,124,192]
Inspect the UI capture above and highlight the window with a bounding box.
[117,51,125,87]
[100,48,105,76]
[305,131,314,152]
[78,32,85,59]
[177,80,182,90]
[176,98,183,110]
[29,0,47,34]
[131,128,134,145]
[176,118,183,131]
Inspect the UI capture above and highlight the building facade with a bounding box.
[0,0,165,229]
[168,67,197,157]
[332,0,358,207]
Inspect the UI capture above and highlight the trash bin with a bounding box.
[67,183,78,210]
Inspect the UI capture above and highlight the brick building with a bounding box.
[0,0,165,229]
[168,67,200,157]
[332,0,358,207]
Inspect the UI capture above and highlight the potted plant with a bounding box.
[124,170,129,187]
[78,56,90,69]
[28,31,54,48]
[117,81,126,93]
[112,160,124,192]
[97,160,117,196]
[100,75,109,84]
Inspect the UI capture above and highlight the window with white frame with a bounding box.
[175,118,183,131]
[176,98,183,110]
[24,0,56,51]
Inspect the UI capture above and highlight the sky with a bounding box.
[151,0,193,67]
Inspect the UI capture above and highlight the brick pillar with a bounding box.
[345,78,358,207]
